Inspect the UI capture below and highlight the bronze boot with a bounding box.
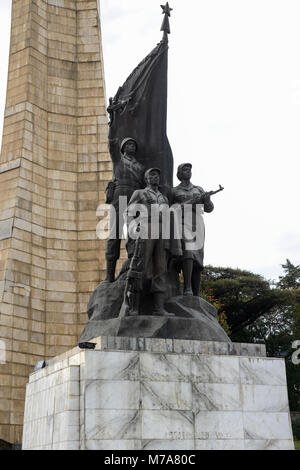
[152,293,174,317]
[127,292,141,316]
[104,260,117,283]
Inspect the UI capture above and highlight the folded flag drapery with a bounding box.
[107,3,174,193]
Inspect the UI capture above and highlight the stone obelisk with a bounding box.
[0,0,111,446]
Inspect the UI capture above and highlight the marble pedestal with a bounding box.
[22,337,295,450]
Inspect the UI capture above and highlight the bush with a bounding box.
[292,417,300,441]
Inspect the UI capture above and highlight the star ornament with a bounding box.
[161,3,173,17]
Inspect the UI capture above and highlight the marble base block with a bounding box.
[22,337,295,450]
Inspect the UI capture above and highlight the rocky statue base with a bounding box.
[22,337,294,450]
[79,276,231,343]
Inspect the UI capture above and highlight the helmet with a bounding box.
[177,163,192,180]
[144,168,161,180]
[120,137,138,154]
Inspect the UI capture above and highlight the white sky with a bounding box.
[0,0,299,282]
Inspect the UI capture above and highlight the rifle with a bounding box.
[205,184,224,198]
[181,185,224,204]
[105,180,116,204]
[120,235,144,317]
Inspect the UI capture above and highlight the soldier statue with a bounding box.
[172,163,215,296]
[105,137,145,282]
[79,5,229,345]
[122,168,174,317]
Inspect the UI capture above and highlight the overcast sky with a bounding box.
[0,0,299,282]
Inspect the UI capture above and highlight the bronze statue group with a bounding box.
[104,137,222,318]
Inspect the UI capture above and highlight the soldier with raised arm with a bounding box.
[105,137,145,282]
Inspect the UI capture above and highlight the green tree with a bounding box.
[201,266,291,341]
[277,259,300,289]
[275,261,300,413]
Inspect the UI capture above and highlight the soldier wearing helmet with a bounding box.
[105,137,145,282]
[123,168,173,317]
[172,163,214,296]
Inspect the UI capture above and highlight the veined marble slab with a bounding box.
[240,357,287,386]
[83,350,139,381]
[243,412,293,440]
[85,440,142,450]
[142,439,195,450]
[140,353,191,382]
[196,440,245,450]
[85,409,140,441]
[192,383,241,412]
[141,381,192,411]
[22,339,294,450]
[241,384,289,412]
[191,355,240,384]
[85,380,140,410]
[141,410,194,440]
[195,411,244,440]
[244,439,295,450]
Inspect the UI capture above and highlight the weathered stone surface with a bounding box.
[79,308,230,344]
[165,295,218,318]
[0,0,111,445]
[87,276,127,320]
[83,315,229,342]
[0,219,14,241]
[22,343,295,450]
[82,272,230,343]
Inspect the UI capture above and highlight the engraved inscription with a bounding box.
[166,431,194,440]
[196,431,230,439]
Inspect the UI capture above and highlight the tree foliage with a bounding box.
[277,259,300,290]
[201,266,291,338]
